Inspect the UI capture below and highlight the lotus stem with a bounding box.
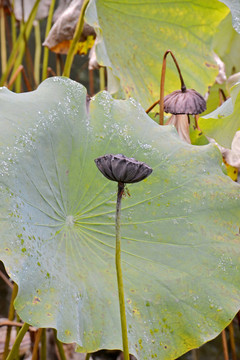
[219,88,227,105]
[89,69,94,96]
[221,329,229,360]
[11,0,17,48]
[34,21,41,85]
[13,21,24,92]
[47,67,56,77]
[41,328,47,360]
[191,349,198,360]
[62,0,90,77]
[32,328,43,360]
[228,322,237,360]
[8,65,23,88]
[116,182,129,360]
[99,67,105,91]
[0,270,13,289]
[0,0,41,87]
[85,353,91,360]
[56,54,61,76]
[42,0,56,81]
[6,322,30,360]
[237,311,240,329]
[0,7,7,75]
[145,99,160,114]
[21,66,32,91]
[3,283,18,360]
[53,329,67,360]
[159,50,186,125]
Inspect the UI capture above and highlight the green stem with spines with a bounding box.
[116,182,130,360]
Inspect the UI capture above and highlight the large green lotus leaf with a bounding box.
[213,12,240,76]
[199,82,240,148]
[219,0,240,33]
[1,78,240,360]
[85,0,229,108]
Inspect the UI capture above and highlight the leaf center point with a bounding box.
[66,215,75,226]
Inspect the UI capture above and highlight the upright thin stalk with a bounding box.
[221,329,229,360]
[42,0,56,81]
[6,323,30,360]
[32,328,43,360]
[3,283,18,360]
[13,21,24,92]
[0,270,13,289]
[159,50,186,125]
[116,182,129,360]
[89,69,94,96]
[11,18,35,92]
[0,7,7,74]
[237,311,240,329]
[191,349,198,360]
[11,0,17,48]
[0,0,41,86]
[99,67,105,91]
[53,330,67,360]
[34,21,41,85]
[40,328,47,360]
[56,54,61,76]
[85,353,91,360]
[62,0,90,77]
[228,322,237,360]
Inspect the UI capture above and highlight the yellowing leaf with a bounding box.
[85,0,229,108]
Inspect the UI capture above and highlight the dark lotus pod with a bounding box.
[164,88,206,115]
[94,154,153,184]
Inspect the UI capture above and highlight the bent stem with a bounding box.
[159,50,186,125]
[6,322,30,360]
[116,182,129,360]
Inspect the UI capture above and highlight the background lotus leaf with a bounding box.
[0,78,240,360]
[219,0,240,34]
[14,0,51,21]
[85,0,229,108]
[213,13,240,76]
[199,82,240,148]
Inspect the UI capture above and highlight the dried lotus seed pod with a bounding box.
[164,88,206,115]
[94,154,152,184]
